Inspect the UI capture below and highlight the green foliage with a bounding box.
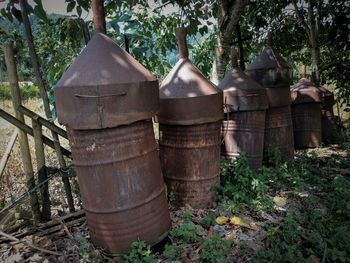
[78,236,93,262]
[168,191,176,206]
[123,241,156,263]
[253,151,350,263]
[200,234,232,263]
[0,84,40,100]
[0,84,11,100]
[170,211,202,243]
[215,154,269,212]
[200,211,217,229]
[20,84,41,100]
[163,244,184,261]
[335,127,350,151]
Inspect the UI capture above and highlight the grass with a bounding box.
[0,83,41,101]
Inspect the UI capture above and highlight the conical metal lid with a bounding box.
[247,33,292,71]
[291,66,322,104]
[246,33,293,88]
[55,33,159,130]
[219,49,268,112]
[157,28,223,125]
[291,78,322,105]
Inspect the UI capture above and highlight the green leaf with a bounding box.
[11,7,22,23]
[77,6,82,17]
[33,0,48,22]
[67,2,76,13]
[1,8,13,22]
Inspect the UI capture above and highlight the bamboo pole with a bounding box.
[0,109,72,158]
[18,106,68,139]
[32,119,50,221]
[92,0,106,34]
[3,42,41,223]
[19,0,75,212]
[0,130,17,179]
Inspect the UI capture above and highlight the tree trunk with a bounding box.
[92,0,106,34]
[307,0,320,84]
[310,44,320,84]
[3,42,41,223]
[211,0,248,85]
[19,0,75,212]
[235,22,245,70]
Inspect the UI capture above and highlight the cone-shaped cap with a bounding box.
[55,33,159,129]
[246,33,293,88]
[291,77,322,105]
[57,33,155,86]
[158,28,223,125]
[219,49,268,112]
[247,33,292,71]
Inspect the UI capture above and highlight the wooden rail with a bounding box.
[0,109,71,158]
[18,106,68,139]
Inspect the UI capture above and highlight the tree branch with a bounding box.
[291,0,310,35]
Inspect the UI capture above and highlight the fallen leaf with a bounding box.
[4,252,22,263]
[273,196,287,207]
[215,216,229,225]
[27,253,42,262]
[230,216,257,230]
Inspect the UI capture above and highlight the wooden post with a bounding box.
[92,0,106,34]
[19,0,75,212]
[3,41,41,223]
[32,119,51,221]
[0,131,17,179]
[0,109,72,158]
[235,22,245,70]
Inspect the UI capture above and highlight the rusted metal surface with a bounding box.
[158,28,223,125]
[246,34,294,161]
[55,33,159,130]
[292,103,321,148]
[291,78,322,104]
[317,85,337,143]
[321,108,337,143]
[219,49,267,168]
[265,106,294,161]
[158,27,223,208]
[291,77,322,148]
[245,48,293,88]
[68,120,171,253]
[221,111,265,169]
[159,122,221,208]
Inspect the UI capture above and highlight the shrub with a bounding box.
[170,212,203,243]
[200,234,232,263]
[123,241,156,263]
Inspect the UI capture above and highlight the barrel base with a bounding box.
[159,122,221,209]
[264,105,294,162]
[321,108,337,144]
[292,103,322,149]
[68,120,171,254]
[221,111,265,169]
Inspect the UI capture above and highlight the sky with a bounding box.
[0,0,91,19]
[0,0,177,20]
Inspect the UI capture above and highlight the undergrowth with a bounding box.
[0,83,40,101]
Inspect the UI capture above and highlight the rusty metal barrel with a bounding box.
[219,49,268,169]
[157,27,223,209]
[246,33,294,161]
[291,67,322,148]
[318,85,337,143]
[54,33,170,254]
